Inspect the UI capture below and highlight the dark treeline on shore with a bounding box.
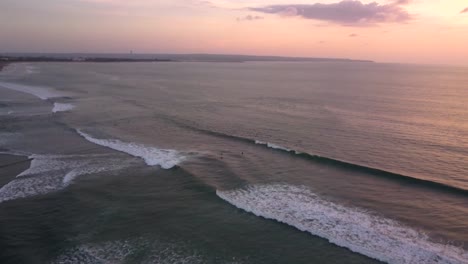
[0,56,172,63]
[1,53,373,63]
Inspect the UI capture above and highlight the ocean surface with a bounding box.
[0,61,467,264]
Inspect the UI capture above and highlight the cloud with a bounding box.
[193,0,218,8]
[349,33,358,37]
[461,7,468,13]
[237,15,264,21]
[250,0,412,26]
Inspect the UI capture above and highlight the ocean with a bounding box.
[0,61,467,264]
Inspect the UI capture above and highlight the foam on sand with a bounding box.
[217,184,468,264]
[0,81,66,100]
[52,102,75,113]
[77,130,185,169]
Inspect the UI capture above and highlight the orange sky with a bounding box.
[1,0,467,65]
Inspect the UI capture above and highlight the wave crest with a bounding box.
[77,130,185,169]
[52,103,75,113]
[0,154,128,203]
[254,140,292,152]
[0,81,66,100]
[217,184,468,264]
[159,117,466,193]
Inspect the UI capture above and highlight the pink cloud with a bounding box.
[250,0,412,26]
[237,15,264,22]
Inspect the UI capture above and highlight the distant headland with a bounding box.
[0,56,172,63]
[0,53,374,64]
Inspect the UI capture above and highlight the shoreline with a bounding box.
[1,54,374,64]
[1,56,172,63]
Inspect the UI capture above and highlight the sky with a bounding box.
[1,0,468,65]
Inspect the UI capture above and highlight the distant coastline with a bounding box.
[0,56,172,64]
[0,53,374,64]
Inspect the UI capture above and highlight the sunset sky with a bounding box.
[1,0,468,65]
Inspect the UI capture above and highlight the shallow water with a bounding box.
[0,62,467,263]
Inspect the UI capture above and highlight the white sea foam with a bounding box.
[62,165,112,186]
[0,171,63,203]
[0,81,65,100]
[52,238,207,264]
[25,65,40,74]
[254,140,293,152]
[0,132,18,146]
[15,154,113,178]
[78,130,185,169]
[217,184,468,264]
[52,103,75,113]
[0,154,129,203]
[17,154,68,177]
[62,170,81,185]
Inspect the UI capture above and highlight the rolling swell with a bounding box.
[159,115,468,195]
[217,184,468,264]
[253,141,468,195]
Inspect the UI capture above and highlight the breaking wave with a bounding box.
[0,153,129,203]
[25,65,40,75]
[254,140,292,152]
[217,184,468,264]
[52,102,75,113]
[0,132,19,147]
[0,81,66,100]
[77,130,185,169]
[253,140,467,194]
[160,116,466,194]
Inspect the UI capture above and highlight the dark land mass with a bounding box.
[153,53,374,63]
[0,56,172,63]
[1,53,374,63]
